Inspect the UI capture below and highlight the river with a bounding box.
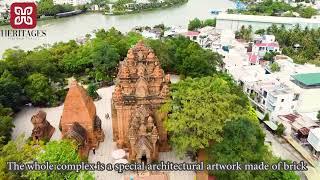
[0,0,235,56]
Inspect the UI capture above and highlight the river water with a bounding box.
[0,0,235,56]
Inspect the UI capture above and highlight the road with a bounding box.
[263,126,307,180]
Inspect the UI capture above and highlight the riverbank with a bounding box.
[0,1,187,26]
[111,0,188,16]
[227,0,318,19]
[0,0,236,56]
[0,12,82,27]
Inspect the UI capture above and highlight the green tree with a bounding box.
[206,118,299,180]
[0,71,22,110]
[275,123,285,136]
[162,75,254,155]
[263,51,277,61]
[0,105,14,143]
[236,25,252,41]
[255,29,266,35]
[87,83,98,99]
[263,113,270,121]
[38,0,56,16]
[90,39,120,73]
[317,111,320,120]
[188,18,202,30]
[147,36,222,77]
[0,136,42,179]
[25,140,94,180]
[270,62,281,72]
[38,0,75,16]
[25,73,53,105]
[203,19,216,27]
[300,6,318,18]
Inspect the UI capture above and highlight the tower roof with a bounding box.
[61,81,96,128]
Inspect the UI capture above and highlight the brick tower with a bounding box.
[112,41,170,163]
[60,81,104,157]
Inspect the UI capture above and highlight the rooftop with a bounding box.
[185,31,200,36]
[255,42,279,47]
[310,128,320,139]
[292,73,320,86]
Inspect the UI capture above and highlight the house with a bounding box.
[197,26,222,51]
[264,84,296,116]
[163,26,187,38]
[248,34,280,65]
[183,31,200,41]
[278,113,319,137]
[252,42,280,58]
[141,30,160,40]
[227,59,320,121]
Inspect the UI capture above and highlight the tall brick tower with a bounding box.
[112,41,170,163]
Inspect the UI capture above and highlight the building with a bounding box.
[278,113,319,138]
[60,81,104,157]
[53,0,91,6]
[141,29,162,40]
[183,31,200,41]
[163,26,187,38]
[248,35,280,65]
[31,110,55,142]
[228,58,320,120]
[307,128,320,158]
[197,26,221,50]
[112,41,170,163]
[289,73,320,113]
[216,13,320,31]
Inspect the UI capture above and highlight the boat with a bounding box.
[56,10,83,18]
[210,10,222,15]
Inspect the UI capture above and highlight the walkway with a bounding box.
[283,135,320,180]
[88,86,195,180]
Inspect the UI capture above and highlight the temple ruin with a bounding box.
[60,81,104,157]
[31,110,55,142]
[112,41,171,163]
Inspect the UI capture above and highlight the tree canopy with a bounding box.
[25,140,94,180]
[206,118,299,180]
[239,24,320,66]
[37,0,75,16]
[0,136,43,180]
[0,105,14,143]
[147,36,222,77]
[162,75,256,155]
[25,73,54,106]
[188,18,216,31]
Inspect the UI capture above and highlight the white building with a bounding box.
[197,26,221,51]
[163,26,187,38]
[53,0,91,6]
[216,13,320,32]
[141,30,159,40]
[227,55,320,120]
[271,58,320,114]
[307,128,320,158]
